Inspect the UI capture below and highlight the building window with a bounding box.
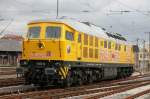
[140,54,142,58]
[46,26,61,38]
[66,31,74,41]
[28,27,41,39]
[104,41,107,48]
[143,54,146,58]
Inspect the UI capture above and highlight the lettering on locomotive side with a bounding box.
[30,52,52,58]
[100,50,119,62]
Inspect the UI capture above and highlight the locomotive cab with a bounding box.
[19,21,76,86]
[22,22,63,61]
[22,21,76,62]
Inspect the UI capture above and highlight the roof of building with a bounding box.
[0,39,22,52]
[0,34,23,41]
[29,19,128,44]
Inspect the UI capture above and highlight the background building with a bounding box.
[0,34,22,67]
[138,47,150,73]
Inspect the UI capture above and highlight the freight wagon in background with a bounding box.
[18,19,138,87]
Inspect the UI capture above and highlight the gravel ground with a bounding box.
[66,73,150,99]
[137,93,150,99]
[0,74,17,79]
[132,72,141,76]
[0,66,17,79]
[0,84,35,95]
[101,84,150,99]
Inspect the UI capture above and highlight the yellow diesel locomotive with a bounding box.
[19,19,136,87]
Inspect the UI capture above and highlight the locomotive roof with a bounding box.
[30,19,109,39]
[29,19,128,43]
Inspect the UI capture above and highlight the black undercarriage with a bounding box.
[17,60,134,87]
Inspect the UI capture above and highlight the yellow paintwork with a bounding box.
[22,21,135,65]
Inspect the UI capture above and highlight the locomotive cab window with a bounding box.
[28,27,41,39]
[46,26,61,38]
[66,31,74,41]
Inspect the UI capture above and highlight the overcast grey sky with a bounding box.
[0,0,150,43]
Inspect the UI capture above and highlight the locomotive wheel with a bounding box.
[24,71,32,85]
[63,71,72,87]
[64,78,71,87]
[89,75,93,84]
[40,74,48,87]
[78,78,83,86]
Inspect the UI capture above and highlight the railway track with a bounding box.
[0,67,23,87]
[0,73,150,99]
[125,89,150,99]
[0,71,143,89]
[0,67,16,71]
[0,78,24,87]
[0,71,16,75]
[0,67,16,75]
[85,80,150,99]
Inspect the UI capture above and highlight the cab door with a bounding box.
[77,33,82,60]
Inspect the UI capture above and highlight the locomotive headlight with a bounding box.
[23,61,28,65]
[20,60,28,66]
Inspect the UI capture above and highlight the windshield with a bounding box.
[46,26,61,38]
[28,27,41,39]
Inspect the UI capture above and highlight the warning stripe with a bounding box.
[65,67,68,76]
[63,66,67,77]
[60,67,66,78]
[64,66,66,74]
[58,66,69,79]
[64,66,69,78]
[58,70,64,79]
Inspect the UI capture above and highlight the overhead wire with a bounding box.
[115,0,150,16]
[0,19,14,35]
[105,0,150,36]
